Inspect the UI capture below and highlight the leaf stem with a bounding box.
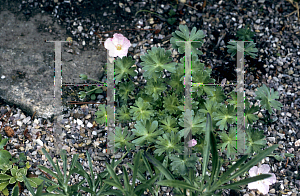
[85,86,103,94]
[146,145,156,153]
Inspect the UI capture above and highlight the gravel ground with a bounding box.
[1,0,300,195]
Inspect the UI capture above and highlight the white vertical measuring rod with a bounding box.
[46,40,69,155]
[106,54,115,154]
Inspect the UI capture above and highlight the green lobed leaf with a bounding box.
[159,116,179,133]
[117,80,135,102]
[95,104,114,125]
[236,26,255,41]
[114,56,137,84]
[162,93,180,115]
[116,105,132,122]
[213,104,236,131]
[170,25,205,56]
[131,119,163,146]
[227,41,258,58]
[129,97,155,121]
[254,84,283,114]
[168,154,198,176]
[140,47,177,82]
[245,102,259,124]
[245,127,266,154]
[107,126,135,152]
[0,150,11,165]
[217,126,239,159]
[178,109,206,137]
[154,131,183,156]
[144,78,167,101]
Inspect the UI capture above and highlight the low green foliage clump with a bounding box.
[78,24,282,176]
[227,25,258,58]
[0,135,43,195]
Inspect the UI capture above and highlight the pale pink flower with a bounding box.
[187,139,197,147]
[248,164,276,195]
[104,33,131,58]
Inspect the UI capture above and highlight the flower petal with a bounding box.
[122,38,131,49]
[258,183,270,195]
[248,182,258,190]
[114,49,128,58]
[112,33,125,45]
[187,139,197,147]
[249,166,258,177]
[265,173,276,185]
[104,38,115,51]
[258,164,270,174]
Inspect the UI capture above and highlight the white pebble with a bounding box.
[33,119,39,124]
[277,133,285,139]
[93,141,100,148]
[1,75,5,79]
[78,26,83,32]
[267,137,276,143]
[280,183,284,190]
[20,113,26,120]
[17,121,23,127]
[125,7,131,13]
[92,131,97,135]
[295,139,300,147]
[87,122,93,128]
[36,139,43,146]
[35,170,42,175]
[23,116,31,124]
[77,119,83,126]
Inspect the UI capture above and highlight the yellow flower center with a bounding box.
[116,44,122,50]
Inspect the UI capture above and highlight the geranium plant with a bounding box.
[75,24,283,194]
[227,25,258,58]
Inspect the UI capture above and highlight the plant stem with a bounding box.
[121,151,129,160]
[146,145,155,153]
[85,86,103,94]
[87,77,105,83]
[135,10,163,18]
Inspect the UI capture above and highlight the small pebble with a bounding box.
[36,139,43,146]
[78,26,83,32]
[125,7,131,13]
[87,122,93,128]
[77,119,83,126]
[92,131,97,135]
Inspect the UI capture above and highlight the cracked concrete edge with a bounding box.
[0,87,61,120]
